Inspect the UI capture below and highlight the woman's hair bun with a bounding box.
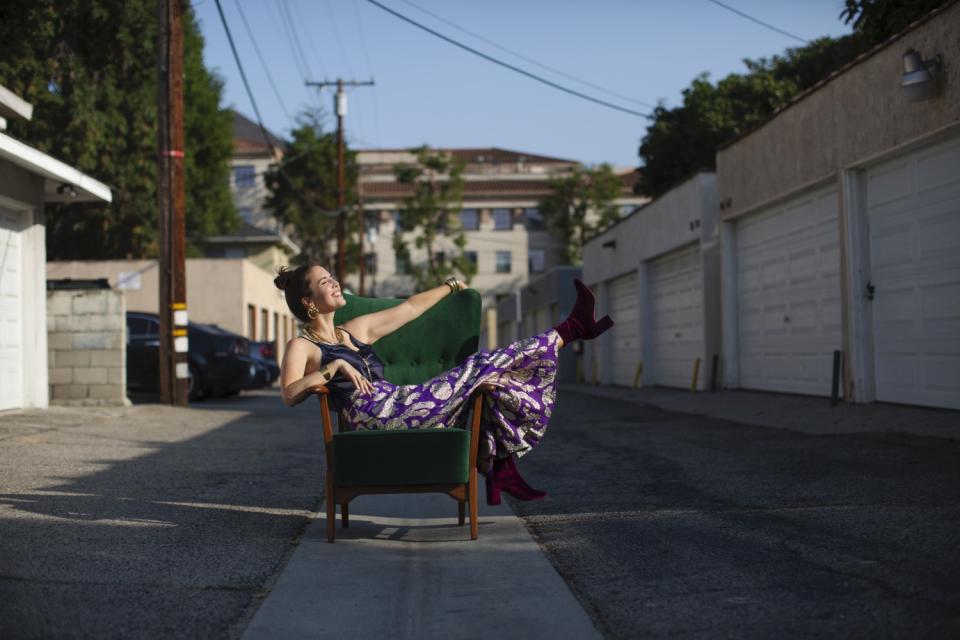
[274,268,291,291]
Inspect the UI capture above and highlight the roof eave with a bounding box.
[0,131,111,203]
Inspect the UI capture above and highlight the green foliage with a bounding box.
[0,0,235,259]
[392,146,476,290]
[637,35,869,197]
[538,165,621,266]
[840,0,947,42]
[636,0,948,197]
[264,109,358,269]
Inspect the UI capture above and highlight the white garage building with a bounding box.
[0,86,112,410]
[717,3,960,409]
[583,172,720,390]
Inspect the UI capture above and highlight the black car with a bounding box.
[126,312,257,400]
[249,341,281,386]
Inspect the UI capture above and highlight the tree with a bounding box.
[391,146,476,290]
[636,35,869,197]
[264,109,358,269]
[840,0,948,42]
[635,0,949,197]
[538,165,622,266]
[0,0,236,259]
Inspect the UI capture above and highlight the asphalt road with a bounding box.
[509,390,960,639]
[0,390,324,639]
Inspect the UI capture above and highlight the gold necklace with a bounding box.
[302,325,344,345]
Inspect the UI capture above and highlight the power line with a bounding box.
[704,0,809,44]
[213,0,314,219]
[233,0,293,124]
[395,0,656,110]
[362,0,650,118]
[278,0,315,79]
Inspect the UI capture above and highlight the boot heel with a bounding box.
[485,476,502,506]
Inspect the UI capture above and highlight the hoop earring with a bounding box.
[306,302,320,320]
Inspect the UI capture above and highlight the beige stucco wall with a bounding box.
[717,3,960,218]
[47,258,295,363]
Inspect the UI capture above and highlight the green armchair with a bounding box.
[313,289,487,542]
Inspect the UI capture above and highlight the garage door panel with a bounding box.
[868,134,960,409]
[606,273,640,387]
[0,208,23,410]
[916,140,960,191]
[649,245,704,389]
[736,186,840,396]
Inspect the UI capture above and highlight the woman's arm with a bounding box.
[280,340,338,407]
[342,281,463,344]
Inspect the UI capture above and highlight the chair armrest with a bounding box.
[310,385,330,395]
[477,383,496,393]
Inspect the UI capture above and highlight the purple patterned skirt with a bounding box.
[341,331,561,464]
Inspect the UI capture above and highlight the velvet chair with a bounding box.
[313,289,489,542]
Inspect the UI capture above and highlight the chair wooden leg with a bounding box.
[458,500,465,526]
[325,471,336,543]
[341,502,350,528]
[468,468,478,540]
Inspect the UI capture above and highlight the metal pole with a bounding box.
[357,186,365,295]
[304,78,375,283]
[157,0,188,406]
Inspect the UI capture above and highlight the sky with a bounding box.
[193,0,855,168]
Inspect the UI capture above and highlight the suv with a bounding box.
[126,312,258,400]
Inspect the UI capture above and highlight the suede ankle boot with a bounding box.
[553,278,614,344]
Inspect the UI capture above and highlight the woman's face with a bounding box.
[301,266,346,315]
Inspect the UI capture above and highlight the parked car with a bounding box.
[249,341,281,386]
[126,312,258,400]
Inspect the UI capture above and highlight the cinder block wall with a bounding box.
[47,289,127,405]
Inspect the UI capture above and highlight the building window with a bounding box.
[528,249,546,273]
[524,207,545,230]
[364,252,378,276]
[365,211,380,243]
[261,309,269,341]
[495,251,512,273]
[273,312,279,342]
[434,251,446,266]
[393,210,406,232]
[621,204,635,216]
[459,209,479,231]
[493,208,512,231]
[234,165,256,189]
[237,207,254,223]
[395,253,410,275]
[464,250,478,267]
[248,304,256,340]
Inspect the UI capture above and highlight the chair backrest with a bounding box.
[333,289,481,385]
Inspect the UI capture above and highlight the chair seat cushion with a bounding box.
[332,428,471,487]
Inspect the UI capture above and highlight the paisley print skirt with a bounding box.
[341,331,561,463]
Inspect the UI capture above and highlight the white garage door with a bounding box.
[649,245,703,389]
[0,207,23,410]
[737,186,841,396]
[866,135,960,410]
[607,272,640,386]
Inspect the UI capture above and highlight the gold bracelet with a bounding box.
[444,276,460,294]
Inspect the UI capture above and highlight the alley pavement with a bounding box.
[3,385,959,638]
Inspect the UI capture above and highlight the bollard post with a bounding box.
[633,362,643,389]
[710,354,719,392]
[691,357,701,393]
[831,350,842,406]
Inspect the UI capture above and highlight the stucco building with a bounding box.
[0,86,112,410]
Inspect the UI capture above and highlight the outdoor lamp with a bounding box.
[902,48,942,102]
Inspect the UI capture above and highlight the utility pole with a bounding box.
[305,78,374,285]
[157,0,188,406]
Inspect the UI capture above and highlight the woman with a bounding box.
[276,263,613,505]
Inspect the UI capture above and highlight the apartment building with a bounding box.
[355,147,647,304]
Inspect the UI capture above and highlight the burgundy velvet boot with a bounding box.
[485,456,547,505]
[553,279,614,345]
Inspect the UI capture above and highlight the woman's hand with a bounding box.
[335,359,374,395]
